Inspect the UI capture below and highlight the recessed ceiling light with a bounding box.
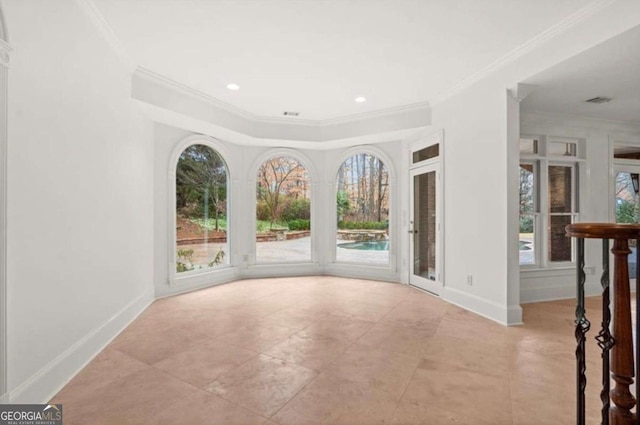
[354,96,367,103]
[226,83,240,91]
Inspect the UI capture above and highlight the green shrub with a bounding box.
[337,221,387,230]
[617,199,637,224]
[288,219,311,231]
[256,200,271,221]
[281,198,311,222]
[519,216,533,233]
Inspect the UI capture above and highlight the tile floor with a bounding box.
[51,276,609,424]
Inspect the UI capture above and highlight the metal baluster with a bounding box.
[596,238,614,425]
[576,237,591,425]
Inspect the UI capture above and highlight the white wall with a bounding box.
[519,111,640,303]
[152,122,407,298]
[0,1,9,403]
[431,78,515,323]
[429,1,640,324]
[4,0,154,402]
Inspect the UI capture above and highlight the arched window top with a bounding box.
[174,143,230,274]
[331,146,396,183]
[170,135,232,178]
[255,155,312,263]
[335,152,391,265]
[249,148,316,184]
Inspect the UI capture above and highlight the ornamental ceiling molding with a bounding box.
[77,0,614,132]
[431,0,616,106]
[74,0,135,72]
[135,66,432,128]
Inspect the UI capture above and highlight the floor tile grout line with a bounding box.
[267,371,322,421]
[388,357,421,423]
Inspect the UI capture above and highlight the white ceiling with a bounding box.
[94,0,596,121]
[521,24,640,125]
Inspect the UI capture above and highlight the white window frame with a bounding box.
[332,146,396,270]
[520,135,584,270]
[168,136,234,285]
[249,149,317,265]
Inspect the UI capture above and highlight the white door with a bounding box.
[409,163,442,295]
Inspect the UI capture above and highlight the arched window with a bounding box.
[175,144,229,273]
[336,153,390,265]
[256,156,311,262]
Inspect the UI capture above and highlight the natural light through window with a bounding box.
[175,144,229,273]
[336,154,390,265]
[255,156,311,263]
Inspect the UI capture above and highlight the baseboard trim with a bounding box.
[442,286,513,326]
[9,287,154,404]
[508,304,524,326]
[520,281,603,304]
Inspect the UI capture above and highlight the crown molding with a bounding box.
[432,0,616,106]
[74,0,136,72]
[135,66,430,127]
[134,67,281,123]
[521,109,640,133]
[135,99,429,150]
[319,101,430,126]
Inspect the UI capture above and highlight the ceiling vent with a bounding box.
[283,111,300,116]
[585,96,613,104]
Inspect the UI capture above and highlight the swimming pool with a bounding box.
[337,241,389,251]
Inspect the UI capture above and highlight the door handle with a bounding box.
[408,230,418,234]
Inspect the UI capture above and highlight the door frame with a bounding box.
[408,132,444,295]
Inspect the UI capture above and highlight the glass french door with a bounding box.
[409,163,442,295]
[614,165,640,279]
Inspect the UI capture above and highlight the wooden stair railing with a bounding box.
[566,223,640,425]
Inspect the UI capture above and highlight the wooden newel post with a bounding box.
[610,238,636,425]
[566,223,640,425]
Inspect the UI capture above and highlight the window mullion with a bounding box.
[540,158,549,268]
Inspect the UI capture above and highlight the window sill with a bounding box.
[520,266,575,278]
[170,265,237,287]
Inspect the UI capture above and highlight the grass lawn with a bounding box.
[190,218,290,232]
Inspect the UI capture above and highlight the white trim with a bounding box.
[507,305,524,326]
[76,0,613,131]
[408,129,445,292]
[74,0,136,72]
[136,67,432,127]
[522,110,640,133]
[521,280,603,304]
[432,0,615,105]
[135,99,430,151]
[167,136,233,286]
[137,68,263,123]
[9,287,154,403]
[162,267,240,298]
[330,146,397,272]
[408,163,443,295]
[441,286,515,326]
[248,149,317,265]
